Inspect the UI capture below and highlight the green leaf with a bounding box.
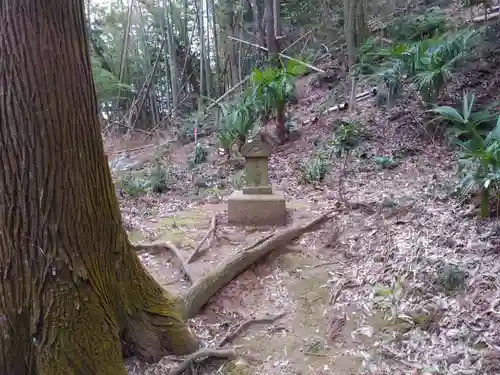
[485,117,500,146]
[286,59,309,76]
[428,106,465,124]
[374,288,393,297]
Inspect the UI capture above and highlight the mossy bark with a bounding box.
[0,1,198,374]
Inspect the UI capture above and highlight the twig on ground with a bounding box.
[165,241,193,283]
[182,211,334,318]
[170,348,237,375]
[304,351,328,357]
[329,280,344,305]
[187,214,217,263]
[134,241,193,283]
[303,261,339,269]
[218,312,287,347]
[107,143,156,155]
[338,151,350,203]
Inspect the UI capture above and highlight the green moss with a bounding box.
[293,276,330,327]
[220,359,251,375]
[127,230,145,243]
[157,212,205,229]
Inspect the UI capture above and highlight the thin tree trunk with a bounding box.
[228,11,239,87]
[209,0,221,96]
[0,2,198,374]
[204,0,213,97]
[166,0,178,108]
[238,0,245,81]
[249,0,265,51]
[198,0,206,98]
[273,0,281,38]
[265,0,278,64]
[114,0,134,121]
[344,0,357,110]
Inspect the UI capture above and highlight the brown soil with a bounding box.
[114,22,500,375]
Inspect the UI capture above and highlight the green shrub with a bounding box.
[116,172,150,197]
[192,142,208,164]
[217,97,257,150]
[248,59,307,141]
[149,165,171,193]
[386,7,450,42]
[428,91,496,140]
[116,166,173,197]
[326,121,363,158]
[438,264,466,292]
[299,156,328,184]
[216,124,237,159]
[456,117,500,217]
[374,156,398,169]
[362,28,479,104]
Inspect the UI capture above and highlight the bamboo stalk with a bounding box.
[227,35,325,73]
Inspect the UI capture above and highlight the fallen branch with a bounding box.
[187,214,217,263]
[218,312,287,347]
[329,280,344,305]
[228,35,325,73]
[170,348,237,375]
[182,211,334,318]
[472,10,500,23]
[303,88,377,125]
[134,241,193,284]
[107,143,156,155]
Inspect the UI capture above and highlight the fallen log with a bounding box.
[187,214,217,263]
[134,241,193,283]
[181,211,334,318]
[170,348,237,375]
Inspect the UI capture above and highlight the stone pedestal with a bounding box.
[228,190,286,226]
[227,137,287,226]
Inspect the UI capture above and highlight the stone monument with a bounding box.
[227,137,286,225]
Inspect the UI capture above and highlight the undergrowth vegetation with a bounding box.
[111,4,500,219]
[117,165,173,197]
[352,6,500,217]
[215,59,307,155]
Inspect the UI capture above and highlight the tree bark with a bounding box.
[343,0,358,110]
[248,0,265,51]
[265,0,278,64]
[273,0,281,38]
[0,1,198,374]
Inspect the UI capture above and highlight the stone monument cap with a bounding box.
[241,137,272,158]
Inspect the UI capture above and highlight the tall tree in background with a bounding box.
[265,0,278,63]
[0,1,198,374]
[343,0,367,111]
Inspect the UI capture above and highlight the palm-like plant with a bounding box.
[217,97,257,153]
[412,30,476,101]
[457,117,500,217]
[364,29,479,104]
[428,91,495,139]
[249,59,307,143]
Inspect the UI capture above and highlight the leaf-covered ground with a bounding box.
[108,26,500,375]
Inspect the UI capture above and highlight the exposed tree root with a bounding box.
[170,348,237,375]
[182,211,334,318]
[133,241,193,283]
[187,214,217,264]
[218,312,287,347]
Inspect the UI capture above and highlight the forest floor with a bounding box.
[108,28,500,375]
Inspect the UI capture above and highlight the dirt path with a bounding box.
[121,135,500,375]
[117,38,500,372]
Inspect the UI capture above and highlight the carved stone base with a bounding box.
[227,190,286,226]
[242,185,272,194]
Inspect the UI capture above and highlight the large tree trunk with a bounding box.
[0,1,198,374]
